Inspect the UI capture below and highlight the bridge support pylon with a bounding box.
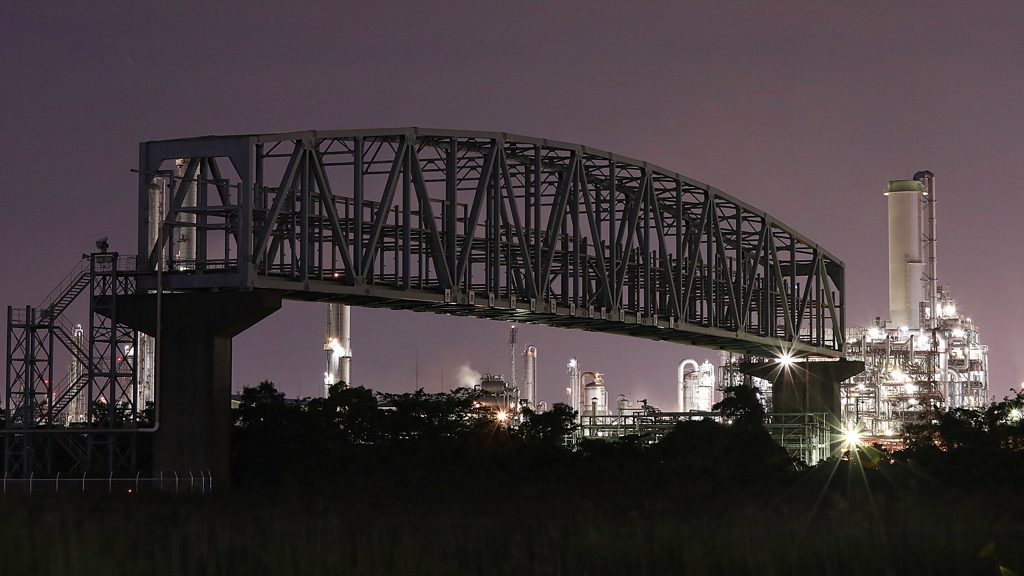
[739,359,865,430]
[114,290,282,487]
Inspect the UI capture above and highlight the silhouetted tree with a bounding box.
[306,384,382,445]
[374,387,486,443]
[905,389,1024,451]
[518,403,578,445]
[713,384,765,429]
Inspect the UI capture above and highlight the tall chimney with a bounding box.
[886,179,926,328]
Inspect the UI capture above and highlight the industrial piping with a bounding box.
[677,359,699,412]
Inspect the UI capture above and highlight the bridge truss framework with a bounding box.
[4,128,847,478]
[139,128,845,356]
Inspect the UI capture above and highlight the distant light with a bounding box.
[1009,408,1022,423]
[843,428,860,448]
[905,383,916,395]
[944,304,956,316]
[951,328,965,338]
[899,326,909,333]
[496,411,507,422]
[868,327,881,340]
[776,353,795,367]
[327,338,349,358]
[568,358,577,368]
[840,421,862,452]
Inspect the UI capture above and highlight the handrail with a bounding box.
[37,259,89,312]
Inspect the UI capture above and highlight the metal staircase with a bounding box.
[50,315,89,418]
[38,259,90,321]
[5,253,143,476]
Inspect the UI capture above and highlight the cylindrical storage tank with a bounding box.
[480,374,506,395]
[523,345,537,406]
[678,359,699,411]
[582,382,608,416]
[617,394,630,414]
[886,179,924,328]
[695,367,715,412]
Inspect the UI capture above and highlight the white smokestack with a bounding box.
[325,303,351,395]
[886,179,926,329]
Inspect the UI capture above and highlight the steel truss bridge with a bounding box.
[141,128,845,351]
[6,128,846,478]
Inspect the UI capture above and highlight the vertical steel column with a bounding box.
[239,138,255,287]
[642,177,651,319]
[489,156,498,295]
[299,144,310,283]
[197,159,209,269]
[675,182,683,324]
[705,195,715,327]
[571,159,581,307]
[735,208,743,330]
[354,137,364,278]
[533,146,542,295]
[608,161,616,312]
[790,238,797,339]
[446,138,458,290]
[402,139,411,290]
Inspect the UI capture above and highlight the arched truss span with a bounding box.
[138,128,845,357]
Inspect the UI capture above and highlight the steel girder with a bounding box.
[138,129,845,357]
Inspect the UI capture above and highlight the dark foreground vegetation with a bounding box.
[2,382,1023,576]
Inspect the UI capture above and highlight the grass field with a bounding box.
[2,475,1021,576]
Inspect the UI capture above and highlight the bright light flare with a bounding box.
[840,423,862,452]
[496,411,507,422]
[776,353,795,367]
[844,429,859,446]
[326,338,349,358]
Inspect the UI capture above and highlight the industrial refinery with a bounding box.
[841,172,989,445]
[450,170,991,463]
[59,163,986,468]
[16,136,993,477]
[56,168,988,461]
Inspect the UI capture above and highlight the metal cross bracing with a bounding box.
[4,254,141,477]
[138,128,846,357]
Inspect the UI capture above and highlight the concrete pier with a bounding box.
[112,289,281,486]
[739,359,865,428]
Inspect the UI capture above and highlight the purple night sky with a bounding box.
[2,2,1023,409]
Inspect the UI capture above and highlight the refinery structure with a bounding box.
[7,129,992,479]
[841,172,988,444]
[439,170,990,463]
[50,160,987,466]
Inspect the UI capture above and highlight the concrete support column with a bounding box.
[739,359,865,429]
[114,290,282,486]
